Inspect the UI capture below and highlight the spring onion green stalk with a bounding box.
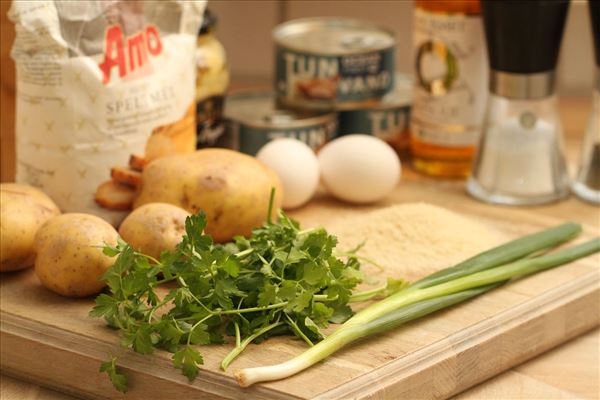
[358,283,503,336]
[235,235,599,387]
[412,222,581,289]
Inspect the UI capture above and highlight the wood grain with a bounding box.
[1,179,599,399]
[455,370,586,400]
[0,375,75,400]
[512,329,600,400]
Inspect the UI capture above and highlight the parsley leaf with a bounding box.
[188,323,211,345]
[257,282,278,307]
[122,325,155,354]
[89,293,118,319]
[173,345,203,382]
[99,356,128,393]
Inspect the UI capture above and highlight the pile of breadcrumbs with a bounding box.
[333,203,505,282]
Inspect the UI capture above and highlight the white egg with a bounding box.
[256,138,320,209]
[318,134,401,204]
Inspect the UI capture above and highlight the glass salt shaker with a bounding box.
[573,1,600,204]
[467,0,571,206]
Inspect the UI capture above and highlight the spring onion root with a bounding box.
[235,231,599,387]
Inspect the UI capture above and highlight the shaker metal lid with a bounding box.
[482,0,570,74]
[273,17,395,55]
[490,70,555,99]
[224,91,334,129]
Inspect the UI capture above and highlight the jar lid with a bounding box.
[482,0,570,74]
[591,1,600,67]
[199,8,217,35]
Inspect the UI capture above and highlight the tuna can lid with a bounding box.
[224,91,335,128]
[273,17,395,55]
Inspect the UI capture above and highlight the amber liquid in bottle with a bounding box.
[411,0,487,178]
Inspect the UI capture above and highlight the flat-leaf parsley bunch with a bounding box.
[91,197,406,392]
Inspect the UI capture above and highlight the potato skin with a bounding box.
[34,213,118,297]
[1,183,61,272]
[134,149,283,242]
[119,203,189,259]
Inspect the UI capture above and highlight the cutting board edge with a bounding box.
[2,270,598,400]
[315,269,600,400]
[0,314,301,400]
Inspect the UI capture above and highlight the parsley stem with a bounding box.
[285,314,314,347]
[235,248,254,258]
[135,252,161,266]
[221,321,284,371]
[297,227,320,236]
[334,252,386,272]
[219,302,287,315]
[186,315,212,345]
[147,297,171,322]
[312,294,338,302]
[153,276,177,286]
[172,318,185,334]
[267,187,276,224]
[234,322,241,348]
[178,302,289,321]
[177,277,205,306]
[348,286,386,302]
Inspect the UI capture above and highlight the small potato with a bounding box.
[119,203,189,259]
[1,183,61,271]
[134,149,283,242]
[34,213,118,297]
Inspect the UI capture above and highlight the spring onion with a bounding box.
[235,225,599,387]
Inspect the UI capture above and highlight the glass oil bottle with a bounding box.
[410,0,488,178]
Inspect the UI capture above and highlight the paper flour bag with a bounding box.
[9,0,206,225]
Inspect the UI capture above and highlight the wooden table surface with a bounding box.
[1,98,598,399]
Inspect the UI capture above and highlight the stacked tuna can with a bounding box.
[223,17,412,155]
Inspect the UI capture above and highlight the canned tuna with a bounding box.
[224,91,337,155]
[274,17,396,110]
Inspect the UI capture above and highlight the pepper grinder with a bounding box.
[573,1,600,204]
[467,0,571,205]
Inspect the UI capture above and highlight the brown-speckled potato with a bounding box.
[1,183,61,271]
[119,203,189,259]
[34,213,118,297]
[133,149,282,242]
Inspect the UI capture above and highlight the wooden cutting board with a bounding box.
[1,177,599,400]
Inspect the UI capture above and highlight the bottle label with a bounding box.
[338,105,411,151]
[275,46,395,108]
[412,9,488,146]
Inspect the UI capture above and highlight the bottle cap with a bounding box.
[482,0,570,74]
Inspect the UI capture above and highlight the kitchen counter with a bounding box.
[0,97,598,399]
